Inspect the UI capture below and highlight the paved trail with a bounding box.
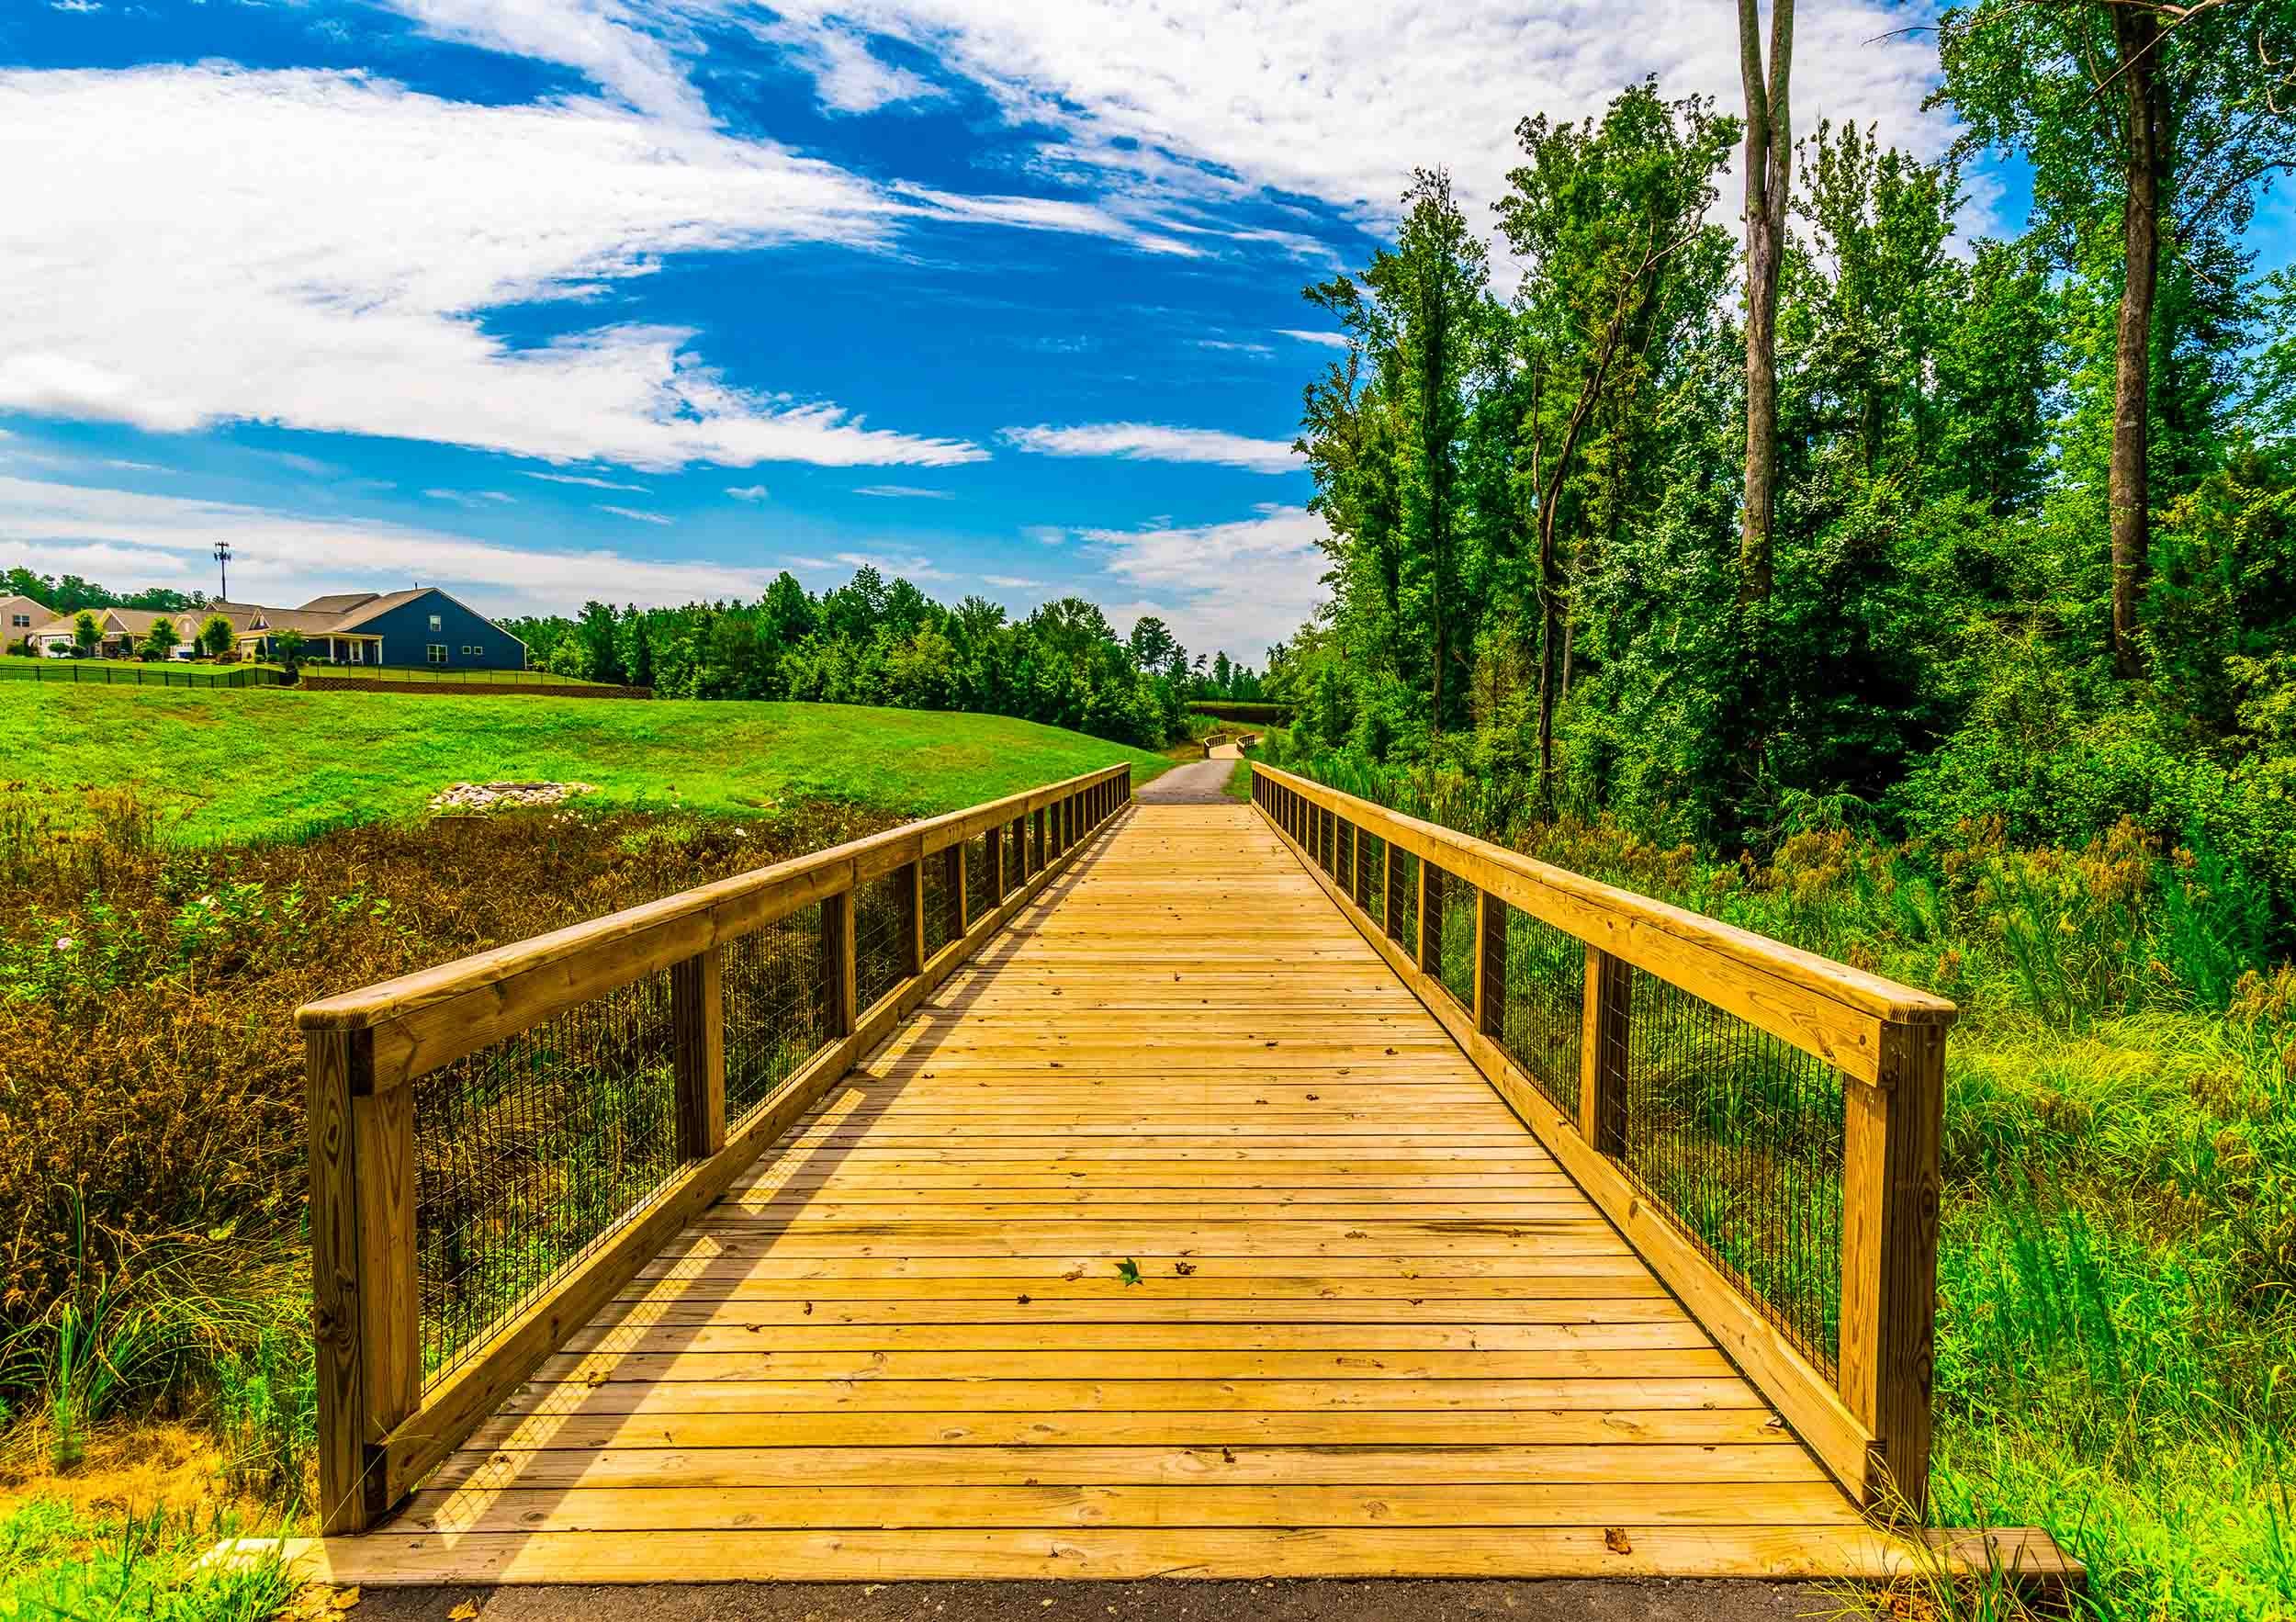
[1137,738,1244,804]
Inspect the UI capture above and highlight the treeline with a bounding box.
[3,567,198,617]
[1271,11,2296,932]
[499,566,1266,749]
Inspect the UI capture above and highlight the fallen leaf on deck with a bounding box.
[1604,1527,1633,1555]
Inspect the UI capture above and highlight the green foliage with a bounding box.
[497,567,1261,749]
[3,566,195,619]
[140,616,179,662]
[0,1497,297,1622]
[0,687,1170,845]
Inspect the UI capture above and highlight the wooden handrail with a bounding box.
[1249,762,1947,1519]
[303,762,1134,1536]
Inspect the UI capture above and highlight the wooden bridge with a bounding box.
[264,762,2077,1587]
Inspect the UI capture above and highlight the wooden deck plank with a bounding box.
[340,802,1898,1583]
[271,1526,1930,1583]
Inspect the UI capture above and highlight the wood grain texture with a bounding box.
[321,801,1920,1584]
[355,769,1132,1516]
[1256,787,1884,1510]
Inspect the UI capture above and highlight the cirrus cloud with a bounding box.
[1000,422,1300,475]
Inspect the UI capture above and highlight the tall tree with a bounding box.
[1940,0,2296,675]
[1737,0,1795,606]
[1498,83,1739,807]
[1365,170,1489,738]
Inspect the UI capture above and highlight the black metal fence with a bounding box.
[0,659,283,688]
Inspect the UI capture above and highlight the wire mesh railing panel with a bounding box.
[922,850,961,955]
[1427,864,1476,1008]
[723,905,831,1121]
[411,969,680,1384]
[853,868,909,1015]
[1493,902,1584,1116]
[962,832,994,926]
[1611,971,1847,1378]
[1356,831,1386,925]
[1337,820,1356,900]
[1387,847,1419,948]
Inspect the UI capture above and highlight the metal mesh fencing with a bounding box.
[1387,847,1419,950]
[963,831,994,926]
[1336,820,1356,899]
[853,868,910,1014]
[1611,970,1847,1378]
[1356,831,1386,925]
[1491,902,1584,1115]
[1435,866,1478,1008]
[411,969,680,1384]
[923,850,962,955]
[724,905,830,1121]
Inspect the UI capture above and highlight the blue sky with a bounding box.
[2,1,2002,661]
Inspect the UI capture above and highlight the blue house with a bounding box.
[232,588,526,671]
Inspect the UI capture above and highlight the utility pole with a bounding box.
[214,542,231,602]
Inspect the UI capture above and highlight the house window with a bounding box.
[427,643,448,665]
[8,614,27,628]
[461,644,480,656]
[428,614,443,633]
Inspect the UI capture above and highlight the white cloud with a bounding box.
[835,549,952,580]
[382,0,710,123]
[763,1,1960,246]
[525,470,649,492]
[1022,524,1067,546]
[422,488,517,507]
[1086,502,1328,660]
[0,66,1185,471]
[854,483,954,499]
[1278,328,1350,349]
[981,574,1043,589]
[750,16,946,113]
[1002,422,1300,476]
[726,484,771,501]
[1195,338,1272,356]
[597,503,673,524]
[0,474,779,612]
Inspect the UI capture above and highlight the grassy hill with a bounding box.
[4,685,1168,843]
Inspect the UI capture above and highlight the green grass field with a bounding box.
[4,685,1168,842]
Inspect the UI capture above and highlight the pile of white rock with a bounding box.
[428,780,597,813]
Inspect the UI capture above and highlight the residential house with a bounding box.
[25,588,524,670]
[2,594,51,649]
[28,606,194,658]
[233,589,525,670]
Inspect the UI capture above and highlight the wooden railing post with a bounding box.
[901,859,925,974]
[1578,945,1631,1155]
[307,1026,416,1536]
[821,886,857,1037]
[1476,891,1506,1039]
[1839,1019,1944,1517]
[670,946,726,1161]
[1418,860,1440,974]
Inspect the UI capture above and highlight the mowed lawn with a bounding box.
[5,685,1170,842]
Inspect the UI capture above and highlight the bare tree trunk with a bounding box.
[2110,5,2165,679]
[1737,0,1793,607]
